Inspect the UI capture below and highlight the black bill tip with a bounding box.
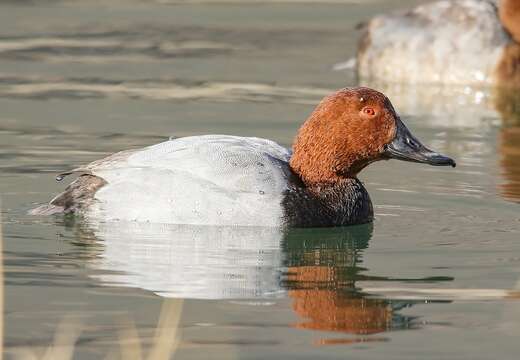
[421,152,456,167]
[385,118,456,168]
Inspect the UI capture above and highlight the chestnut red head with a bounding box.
[290,87,455,186]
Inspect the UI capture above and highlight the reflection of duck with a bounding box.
[78,222,455,341]
[282,225,413,336]
[290,288,392,336]
[87,222,285,299]
[357,0,520,87]
[494,88,520,202]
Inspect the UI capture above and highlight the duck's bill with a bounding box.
[384,118,456,167]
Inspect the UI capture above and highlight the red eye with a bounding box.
[362,107,376,117]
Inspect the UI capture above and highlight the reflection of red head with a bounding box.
[493,86,520,202]
[287,266,392,335]
[499,126,520,202]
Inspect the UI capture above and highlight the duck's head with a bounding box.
[290,87,455,186]
[500,0,520,43]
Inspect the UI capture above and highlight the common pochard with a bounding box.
[31,87,455,227]
[357,0,520,87]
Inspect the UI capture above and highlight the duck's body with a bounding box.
[52,135,292,227]
[32,87,455,227]
[34,135,372,227]
[357,0,520,86]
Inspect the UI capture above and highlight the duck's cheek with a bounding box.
[363,117,395,143]
[382,116,399,141]
[366,132,395,157]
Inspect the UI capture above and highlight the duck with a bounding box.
[30,87,455,227]
[357,0,520,87]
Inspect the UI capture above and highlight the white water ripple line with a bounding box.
[0,38,236,52]
[0,77,332,104]
[0,37,245,62]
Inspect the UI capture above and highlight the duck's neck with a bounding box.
[500,0,520,43]
[282,178,374,227]
[286,122,374,227]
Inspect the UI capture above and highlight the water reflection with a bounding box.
[86,222,284,299]
[359,81,499,128]
[494,88,520,203]
[361,79,520,203]
[281,226,440,338]
[499,127,520,203]
[74,221,455,340]
[282,226,399,336]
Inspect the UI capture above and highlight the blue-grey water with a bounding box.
[1,1,520,359]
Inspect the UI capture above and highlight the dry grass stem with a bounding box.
[146,299,183,360]
[116,316,143,360]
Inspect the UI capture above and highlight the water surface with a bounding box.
[1,1,520,359]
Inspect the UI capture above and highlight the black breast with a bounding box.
[281,178,374,228]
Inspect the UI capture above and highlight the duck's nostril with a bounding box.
[406,138,417,148]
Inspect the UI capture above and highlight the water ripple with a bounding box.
[0,75,331,104]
